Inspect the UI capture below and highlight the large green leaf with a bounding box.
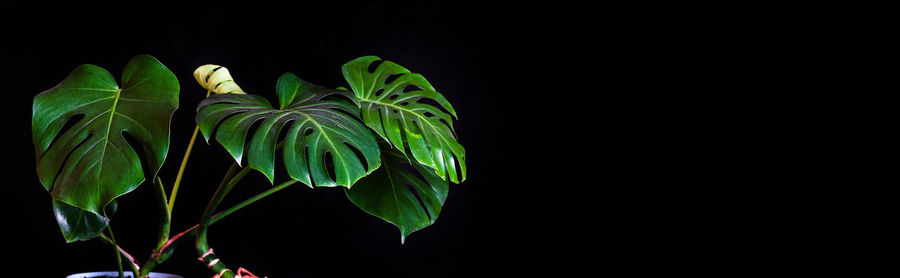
[32,54,179,240]
[342,56,466,183]
[196,72,381,187]
[346,141,449,243]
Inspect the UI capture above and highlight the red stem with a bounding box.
[156,223,198,257]
[154,210,225,258]
[116,244,140,271]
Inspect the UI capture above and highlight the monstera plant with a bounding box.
[32,54,466,278]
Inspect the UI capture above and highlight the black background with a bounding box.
[2,1,562,277]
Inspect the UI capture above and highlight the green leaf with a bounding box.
[52,199,109,242]
[32,54,179,239]
[342,56,466,183]
[345,141,449,243]
[196,73,380,187]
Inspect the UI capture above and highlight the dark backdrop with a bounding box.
[2,2,554,277]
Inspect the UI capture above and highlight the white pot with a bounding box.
[65,272,182,278]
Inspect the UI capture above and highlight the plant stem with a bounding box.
[141,176,299,276]
[167,125,200,213]
[166,89,210,214]
[103,209,124,278]
[196,164,252,277]
[216,179,298,221]
[153,176,171,250]
[99,233,141,276]
[144,142,288,276]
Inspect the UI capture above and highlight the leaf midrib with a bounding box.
[382,155,405,230]
[95,88,122,201]
[360,99,442,132]
[288,108,349,185]
[362,99,464,181]
[361,99,457,146]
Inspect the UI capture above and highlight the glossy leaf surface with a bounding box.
[32,55,179,240]
[342,56,466,183]
[196,73,380,187]
[346,141,449,243]
[52,199,109,242]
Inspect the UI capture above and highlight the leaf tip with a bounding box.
[233,154,243,167]
[257,168,274,185]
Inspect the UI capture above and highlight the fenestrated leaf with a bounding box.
[345,140,449,243]
[342,56,466,183]
[196,72,380,187]
[32,54,179,240]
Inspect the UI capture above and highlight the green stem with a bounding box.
[99,234,141,277]
[139,259,157,278]
[196,164,252,277]
[103,210,124,278]
[140,176,298,276]
[167,125,201,213]
[167,89,210,214]
[216,179,298,221]
[143,142,289,276]
[153,176,171,249]
[140,163,240,276]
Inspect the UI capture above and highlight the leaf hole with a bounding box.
[367,60,384,74]
[344,142,370,172]
[51,132,92,187]
[402,85,421,93]
[416,98,453,116]
[423,112,435,118]
[304,128,314,136]
[400,102,409,106]
[323,151,337,184]
[121,131,152,178]
[406,183,432,220]
[276,119,293,143]
[384,74,402,85]
[301,145,311,176]
[237,116,269,165]
[206,110,244,140]
[376,108,387,132]
[374,89,385,97]
[389,94,400,100]
[451,152,465,183]
[49,114,85,148]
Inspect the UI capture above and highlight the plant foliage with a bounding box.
[196,73,381,187]
[32,55,179,241]
[342,56,466,183]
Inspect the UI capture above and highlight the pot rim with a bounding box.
[65,271,182,278]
